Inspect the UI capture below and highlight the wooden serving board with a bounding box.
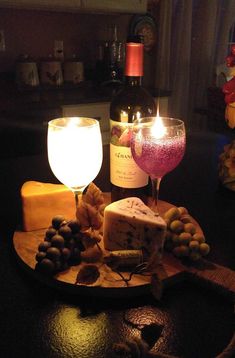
[13,198,235,300]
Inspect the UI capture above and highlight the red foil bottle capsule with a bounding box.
[125,42,144,77]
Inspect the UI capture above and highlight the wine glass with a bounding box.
[130,116,186,213]
[47,117,103,208]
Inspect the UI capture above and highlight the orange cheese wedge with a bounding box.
[21,181,76,231]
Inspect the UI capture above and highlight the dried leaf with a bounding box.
[83,182,104,208]
[88,207,103,230]
[80,230,101,250]
[76,200,103,230]
[80,245,103,263]
[98,203,106,218]
[76,201,91,229]
[76,264,100,285]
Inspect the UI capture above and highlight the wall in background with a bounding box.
[0,8,131,73]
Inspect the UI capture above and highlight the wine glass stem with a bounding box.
[151,177,162,214]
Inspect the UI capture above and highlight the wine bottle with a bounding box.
[109,42,156,202]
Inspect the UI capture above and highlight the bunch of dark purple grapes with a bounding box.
[35,215,85,275]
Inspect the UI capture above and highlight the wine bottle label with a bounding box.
[110,119,148,188]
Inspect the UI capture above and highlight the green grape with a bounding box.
[170,220,184,233]
[35,251,46,262]
[52,215,66,229]
[172,233,180,245]
[172,246,181,257]
[180,215,192,224]
[164,207,181,222]
[179,232,192,245]
[38,241,51,252]
[173,245,189,257]
[46,247,61,261]
[189,251,201,261]
[189,240,200,251]
[193,233,206,243]
[199,243,210,256]
[184,223,196,235]
[58,225,72,240]
[178,206,188,215]
[51,234,65,249]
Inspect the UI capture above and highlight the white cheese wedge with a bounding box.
[103,197,166,259]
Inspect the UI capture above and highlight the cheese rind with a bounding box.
[21,181,76,231]
[103,197,166,258]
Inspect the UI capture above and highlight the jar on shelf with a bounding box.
[40,55,63,86]
[63,55,84,84]
[15,54,39,87]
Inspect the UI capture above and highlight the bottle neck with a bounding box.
[124,43,143,87]
[125,75,142,87]
[124,42,144,78]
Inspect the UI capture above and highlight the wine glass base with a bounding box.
[147,197,160,215]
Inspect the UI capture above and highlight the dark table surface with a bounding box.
[0,130,234,358]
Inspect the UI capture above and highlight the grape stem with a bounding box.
[112,262,150,286]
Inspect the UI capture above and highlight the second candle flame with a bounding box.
[151,107,166,139]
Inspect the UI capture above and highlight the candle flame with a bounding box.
[156,101,160,118]
[151,115,166,139]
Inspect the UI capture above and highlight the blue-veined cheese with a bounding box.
[103,197,166,258]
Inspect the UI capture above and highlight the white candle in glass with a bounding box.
[47,117,103,207]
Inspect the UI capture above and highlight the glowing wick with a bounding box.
[151,116,166,139]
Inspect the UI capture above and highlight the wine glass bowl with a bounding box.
[47,117,103,207]
[130,116,186,212]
